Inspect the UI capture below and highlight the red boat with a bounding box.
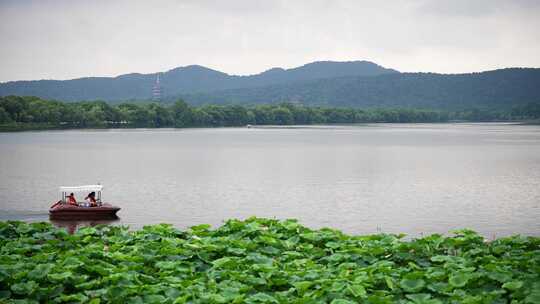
[49,185,120,220]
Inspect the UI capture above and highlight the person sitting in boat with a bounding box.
[85,192,97,207]
[67,193,78,206]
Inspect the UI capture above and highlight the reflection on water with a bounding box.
[0,208,120,234]
[50,218,120,234]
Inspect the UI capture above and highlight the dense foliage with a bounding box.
[1,219,539,303]
[0,96,447,130]
[2,96,539,131]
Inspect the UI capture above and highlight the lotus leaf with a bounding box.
[502,280,523,291]
[448,273,471,288]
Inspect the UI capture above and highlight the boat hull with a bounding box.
[49,202,120,220]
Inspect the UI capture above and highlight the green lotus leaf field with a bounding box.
[1,218,539,303]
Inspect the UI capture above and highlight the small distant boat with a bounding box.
[49,185,120,220]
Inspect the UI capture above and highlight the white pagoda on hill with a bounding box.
[152,73,162,101]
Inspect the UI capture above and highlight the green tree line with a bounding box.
[1,96,539,130]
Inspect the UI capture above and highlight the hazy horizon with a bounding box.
[1,0,540,82]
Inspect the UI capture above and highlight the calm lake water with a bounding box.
[1,123,539,237]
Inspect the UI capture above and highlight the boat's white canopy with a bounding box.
[59,185,103,193]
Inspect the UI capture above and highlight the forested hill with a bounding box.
[0,61,397,101]
[2,61,538,110]
[181,68,540,110]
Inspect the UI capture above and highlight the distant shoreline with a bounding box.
[1,120,536,132]
[2,96,539,132]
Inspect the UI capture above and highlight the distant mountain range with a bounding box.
[183,68,540,109]
[0,61,397,101]
[1,60,539,109]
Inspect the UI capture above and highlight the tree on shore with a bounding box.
[1,95,539,130]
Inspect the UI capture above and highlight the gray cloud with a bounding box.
[418,0,540,17]
[0,0,539,82]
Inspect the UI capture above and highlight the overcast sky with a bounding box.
[1,0,539,82]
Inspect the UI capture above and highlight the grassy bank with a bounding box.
[1,218,539,303]
[0,122,65,132]
[519,119,540,125]
[0,120,535,133]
